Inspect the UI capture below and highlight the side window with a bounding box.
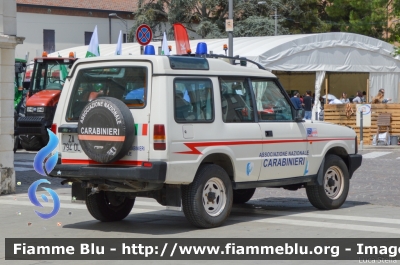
[66,66,147,122]
[251,79,293,121]
[174,79,214,123]
[220,77,255,123]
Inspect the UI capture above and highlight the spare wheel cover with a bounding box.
[78,97,135,163]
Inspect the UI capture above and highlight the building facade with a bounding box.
[16,0,137,60]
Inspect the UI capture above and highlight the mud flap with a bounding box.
[165,185,182,211]
[308,157,325,186]
[71,182,86,203]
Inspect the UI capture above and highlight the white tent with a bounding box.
[51,32,400,117]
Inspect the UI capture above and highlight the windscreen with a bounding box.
[31,60,72,92]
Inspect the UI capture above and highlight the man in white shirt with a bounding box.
[329,98,343,104]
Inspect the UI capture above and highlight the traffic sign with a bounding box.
[136,24,153,46]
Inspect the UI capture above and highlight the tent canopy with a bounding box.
[51,32,400,73]
[50,32,400,108]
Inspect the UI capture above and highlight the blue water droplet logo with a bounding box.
[33,129,59,176]
[28,179,60,219]
[246,162,254,176]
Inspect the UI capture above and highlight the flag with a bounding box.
[58,53,68,81]
[173,23,191,55]
[115,30,122,55]
[86,25,100,58]
[161,32,170,55]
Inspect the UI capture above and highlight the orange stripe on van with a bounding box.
[78,135,125,141]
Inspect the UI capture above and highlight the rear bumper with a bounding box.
[48,162,167,183]
[348,154,362,178]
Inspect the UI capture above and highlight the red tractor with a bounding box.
[16,52,78,150]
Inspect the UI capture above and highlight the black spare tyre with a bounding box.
[78,97,134,163]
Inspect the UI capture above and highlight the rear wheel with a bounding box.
[306,154,349,210]
[182,164,233,228]
[233,188,256,204]
[86,190,135,222]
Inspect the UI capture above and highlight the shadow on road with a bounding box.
[60,198,369,235]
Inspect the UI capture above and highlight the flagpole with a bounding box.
[228,0,233,57]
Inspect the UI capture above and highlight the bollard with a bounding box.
[360,110,363,150]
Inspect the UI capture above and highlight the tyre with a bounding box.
[182,164,233,228]
[13,136,19,153]
[78,97,135,163]
[86,190,135,222]
[19,135,45,151]
[14,110,19,153]
[233,188,256,204]
[306,154,349,210]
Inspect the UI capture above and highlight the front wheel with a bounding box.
[306,154,349,210]
[86,190,135,222]
[182,164,233,228]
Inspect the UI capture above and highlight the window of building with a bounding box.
[174,79,214,123]
[43,29,55,53]
[219,77,255,123]
[84,32,93,45]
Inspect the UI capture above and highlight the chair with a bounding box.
[376,113,391,145]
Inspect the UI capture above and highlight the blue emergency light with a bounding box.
[196,42,207,55]
[144,45,155,55]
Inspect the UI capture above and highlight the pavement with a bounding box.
[1,148,400,265]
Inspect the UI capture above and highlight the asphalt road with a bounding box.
[1,148,399,265]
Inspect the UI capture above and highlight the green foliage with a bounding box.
[128,0,400,47]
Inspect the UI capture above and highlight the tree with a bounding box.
[325,0,400,41]
[130,0,326,40]
[279,0,331,34]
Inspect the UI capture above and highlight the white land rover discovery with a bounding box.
[49,51,362,228]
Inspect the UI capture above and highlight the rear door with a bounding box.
[57,61,152,165]
[251,78,310,181]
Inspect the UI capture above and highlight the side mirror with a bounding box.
[23,81,30,90]
[294,108,305,122]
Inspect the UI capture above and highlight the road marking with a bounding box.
[241,217,400,235]
[14,167,33,172]
[3,198,400,234]
[362,151,391,159]
[233,208,400,225]
[397,157,400,159]
[4,196,400,226]
[14,161,34,166]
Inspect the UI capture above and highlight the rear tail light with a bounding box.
[153,124,166,150]
[51,124,57,135]
[142,162,153,168]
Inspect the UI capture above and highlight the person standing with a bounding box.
[290,92,302,109]
[372,89,392,104]
[303,90,313,120]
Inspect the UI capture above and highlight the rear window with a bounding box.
[66,66,147,122]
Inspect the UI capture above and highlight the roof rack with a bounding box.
[176,53,266,70]
[207,54,266,70]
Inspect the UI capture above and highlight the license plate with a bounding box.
[62,134,82,153]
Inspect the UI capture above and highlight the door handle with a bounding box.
[265,131,273,137]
